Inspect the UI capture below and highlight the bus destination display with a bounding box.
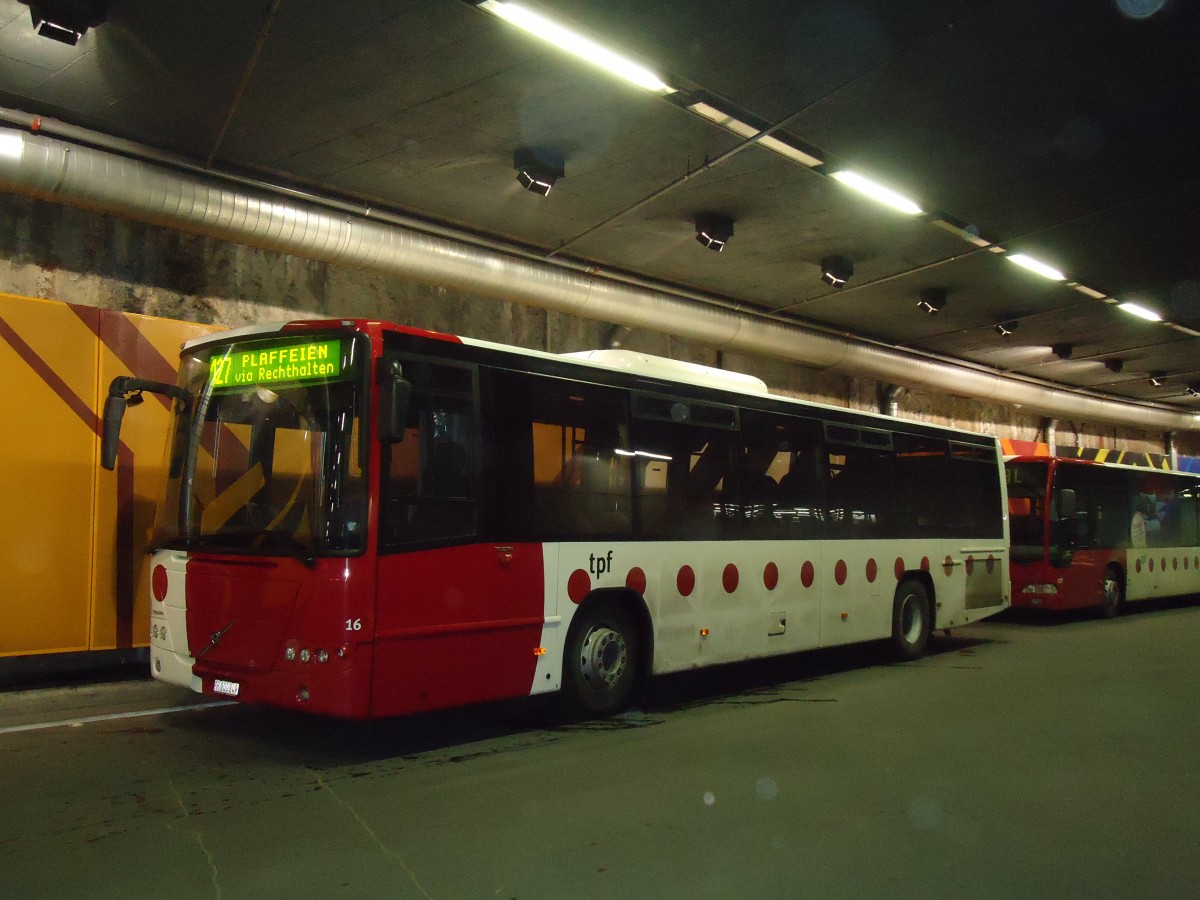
[209,339,342,388]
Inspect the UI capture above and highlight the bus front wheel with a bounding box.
[563,601,639,716]
[1100,567,1124,619]
[891,580,931,660]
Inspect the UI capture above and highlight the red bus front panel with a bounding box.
[186,555,375,719]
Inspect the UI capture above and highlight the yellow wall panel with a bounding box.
[0,294,99,656]
[0,293,218,658]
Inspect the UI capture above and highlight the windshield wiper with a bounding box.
[253,531,318,569]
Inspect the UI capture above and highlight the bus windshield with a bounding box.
[1006,461,1048,560]
[155,332,367,557]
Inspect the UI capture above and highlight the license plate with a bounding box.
[212,679,240,697]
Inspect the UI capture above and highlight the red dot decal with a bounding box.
[722,563,740,594]
[865,558,878,583]
[1136,559,1143,574]
[763,562,779,591]
[894,557,906,581]
[626,567,647,595]
[943,556,955,577]
[1186,557,1191,571]
[986,554,996,575]
[152,565,168,602]
[920,556,931,572]
[1149,558,1155,572]
[965,555,975,576]
[677,565,696,597]
[1161,557,1167,572]
[568,569,591,604]
[1173,557,1179,571]
[801,561,815,588]
[834,560,848,586]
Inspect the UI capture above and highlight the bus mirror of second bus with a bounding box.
[376,358,411,443]
[100,376,192,471]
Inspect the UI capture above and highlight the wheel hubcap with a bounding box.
[579,625,627,690]
[1103,577,1119,609]
[900,593,923,644]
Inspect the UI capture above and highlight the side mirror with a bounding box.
[101,394,128,470]
[100,376,192,471]
[376,358,411,443]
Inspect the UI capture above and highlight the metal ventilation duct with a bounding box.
[1,118,1197,433]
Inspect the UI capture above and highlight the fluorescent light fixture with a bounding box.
[829,170,923,215]
[0,131,24,161]
[1119,301,1163,322]
[688,101,758,137]
[478,1,674,94]
[1006,253,1066,281]
[687,101,823,167]
[756,134,823,167]
[1071,283,1108,299]
[930,217,992,248]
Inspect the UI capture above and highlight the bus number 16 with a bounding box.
[345,618,362,631]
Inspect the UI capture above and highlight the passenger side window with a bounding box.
[740,410,825,539]
[632,394,739,540]
[824,425,894,538]
[492,371,631,539]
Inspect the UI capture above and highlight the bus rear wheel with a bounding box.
[891,580,931,661]
[1100,567,1124,619]
[563,601,639,716]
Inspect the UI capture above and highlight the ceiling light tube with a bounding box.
[1006,253,1066,281]
[477,1,674,94]
[1119,301,1163,322]
[756,134,823,168]
[829,170,923,215]
[687,102,759,138]
[687,102,823,167]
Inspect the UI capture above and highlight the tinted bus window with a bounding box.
[825,424,894,538]
[949,442,1004,539]
[740,410,825,539]
[492,371,631,540]
[893,434,951,539]
[632,401,739,540]
[1132,472,1200,549]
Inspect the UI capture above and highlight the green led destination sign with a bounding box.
[209,339,342,388]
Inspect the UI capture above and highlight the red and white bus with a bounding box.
[104,318,1010,719]
[1006,456,1200,617]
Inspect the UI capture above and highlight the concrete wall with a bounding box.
[1,191,1192,456]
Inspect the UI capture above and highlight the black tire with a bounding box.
[891,579,931,660]
[562,601,639,716]
[1100,566,1124,619]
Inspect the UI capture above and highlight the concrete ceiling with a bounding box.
[1,0,1198,412]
